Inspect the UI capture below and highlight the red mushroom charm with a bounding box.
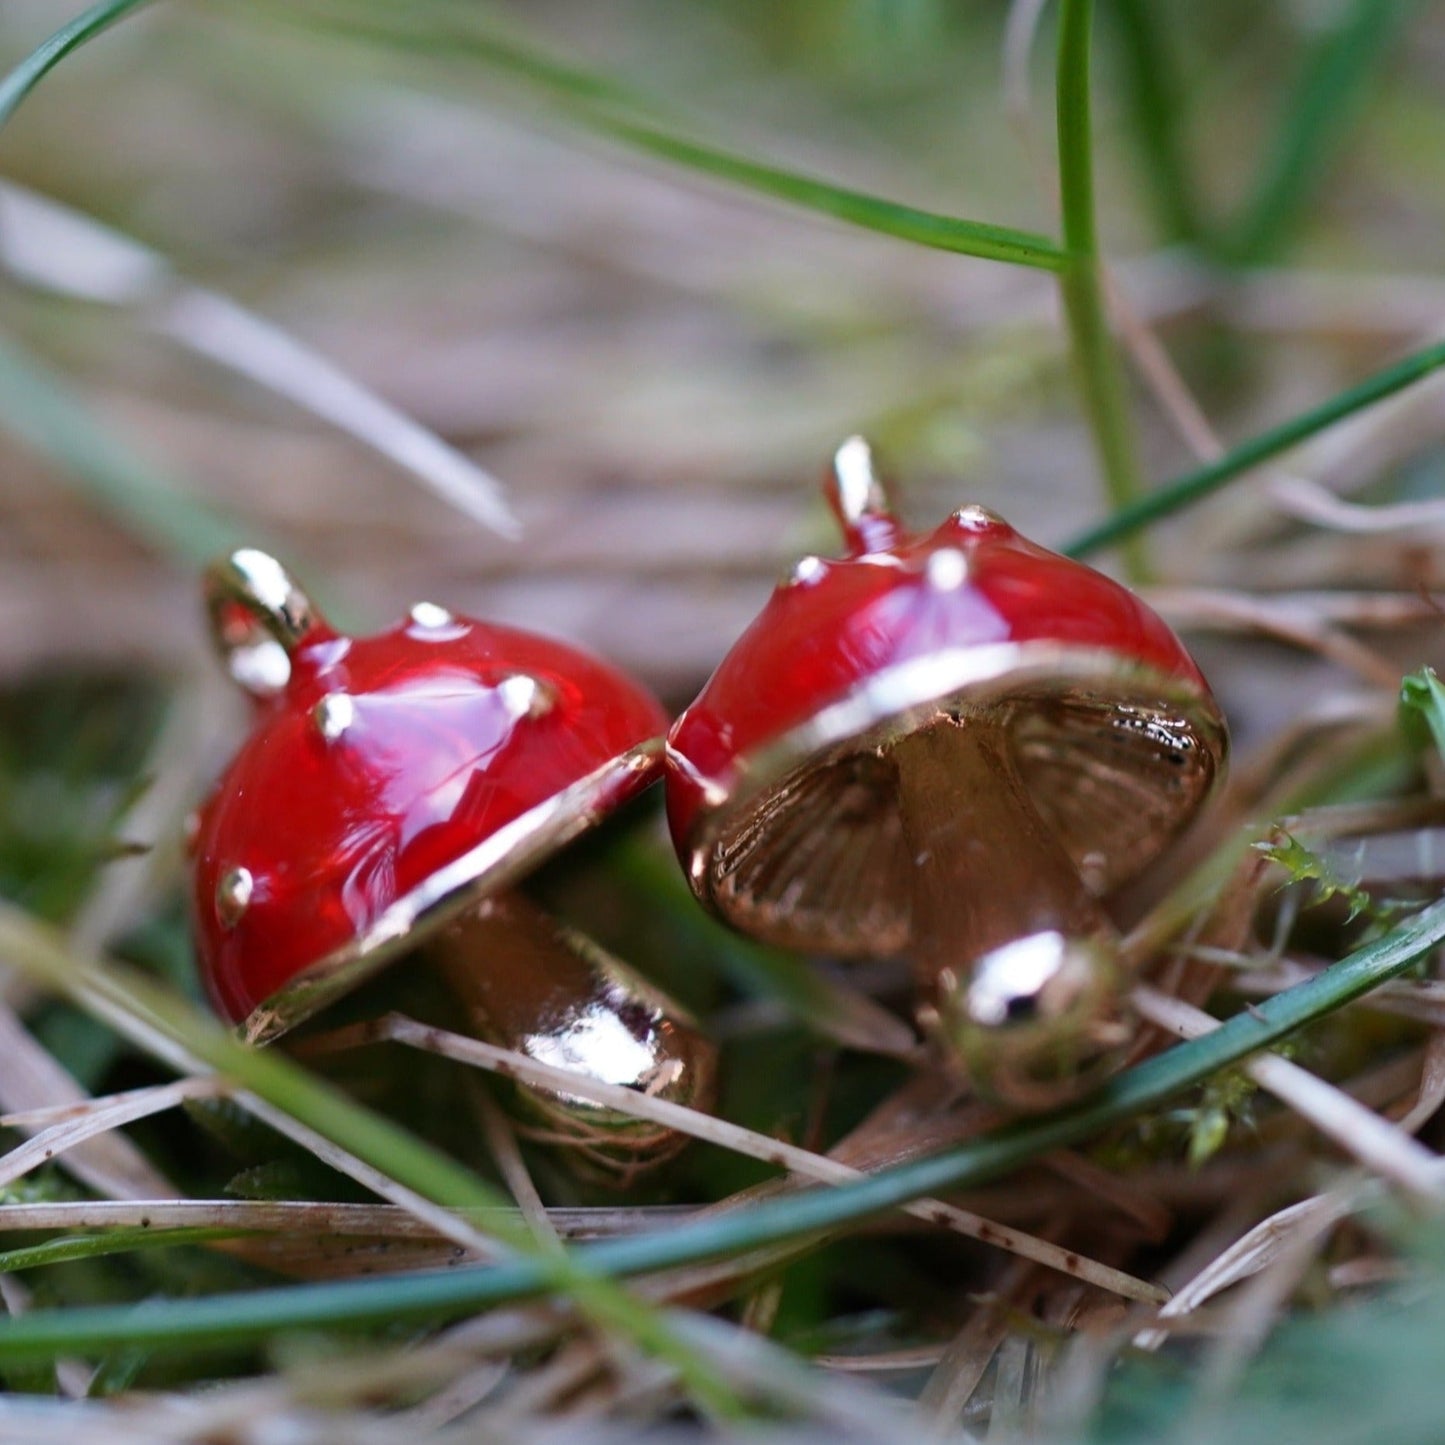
[191,549,716,1176]
[666,439,1227,1106]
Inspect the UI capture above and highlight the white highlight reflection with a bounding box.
[524,1002,659,1096]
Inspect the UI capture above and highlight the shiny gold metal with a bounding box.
[311,692,356,743]
[495,673,556,721]
[204,549,318,698]
[688,645,1225,960]
[681,644,1222,1111]
[951,503,1005,531]
[215,867,254,929]
[425,892,718,1182]
[930,931,1133,1111]
[827,435,892,541]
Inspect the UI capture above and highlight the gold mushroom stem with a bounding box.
[893,711,1131,1109]
[422,892,718,1183]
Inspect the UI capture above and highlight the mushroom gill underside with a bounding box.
[704,687,1221,957]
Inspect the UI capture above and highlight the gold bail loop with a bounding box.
[203,548,324,699]
[824,435,902,555]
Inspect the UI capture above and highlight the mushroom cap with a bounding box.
[192,558,667,1042]
[667,495,1226,956]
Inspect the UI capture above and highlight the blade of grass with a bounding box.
[0,1227,246,1274]
[1106,0,1207,248]
[0,1077,217,1191]
[268,1,1066,272]
[577,112,1065,271]
[0,1199,691,1238]
[1226,0,1417,266]
[0,0,159,133]
[1131,986,1441,1195]
[0,331,249,565]
[295,0,654,116]
[343,1010,1165,1302]
[0,906,745,1416]
[1056,0,1149,579]
[1,891,1442,1361]
[1063,334,1445,558]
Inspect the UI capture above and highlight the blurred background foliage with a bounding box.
[0,1,1441,696]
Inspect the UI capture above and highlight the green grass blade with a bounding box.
[1,892,1442,1361]
[1227,0,1418,265]
[1106,0,1207,247]
[1064,335,1445,558]
[0,0,159,132]
[290,1,648,114]
[0,906,745,1415]
[1056,0,1149,578]
[588,112,1064,269]
[0,332,250,565]
[273,2,1065,272]
[0,1227,244,1274]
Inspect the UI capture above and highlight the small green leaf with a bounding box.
[1186,1106,1230,1168]
[1256,830,1409,927]
[1400,667,1445,760]
[225,1160,356,1203]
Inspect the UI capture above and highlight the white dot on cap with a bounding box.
[409,601,455,629]
[926,548,968,590]
[497,673,555,719]
[787,555,826,587]
[312,692,356,743]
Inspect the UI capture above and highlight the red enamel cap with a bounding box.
[191,549,668,1043]
[666,438,1227,963]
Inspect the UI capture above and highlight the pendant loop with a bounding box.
[204,548,324,699]
[825,435,902,555]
